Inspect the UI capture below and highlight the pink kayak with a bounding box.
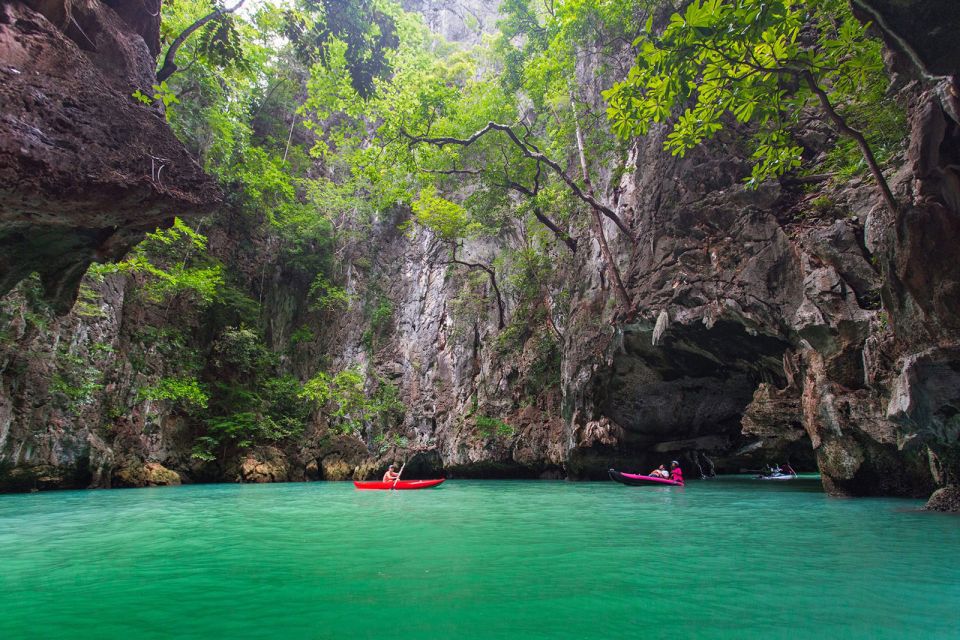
[608,469,684,486]
[353,478,445,490]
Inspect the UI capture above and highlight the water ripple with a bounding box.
[0,478,957,639]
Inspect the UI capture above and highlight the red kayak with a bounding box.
[609,469,684,486]
[353,478,445,490]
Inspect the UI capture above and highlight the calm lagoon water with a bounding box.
[1,477,957,639]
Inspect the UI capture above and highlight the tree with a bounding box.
[300,367,404,434]
[296,1,651,320]
[287,0,400,98]
[157,0,248,83]
[603,0,899,214]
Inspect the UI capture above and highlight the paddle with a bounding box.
[391,461,406,490]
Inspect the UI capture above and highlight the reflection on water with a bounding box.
[0,477,957,639]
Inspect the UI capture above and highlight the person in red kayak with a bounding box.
[670,461,684,485]
[382,464,400,483]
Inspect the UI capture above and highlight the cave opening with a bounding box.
[585,319,816,476]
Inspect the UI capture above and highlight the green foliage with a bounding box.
[526,335,562,396]
[128,326,201,376]
[191,372,311,460]
[137,0,907,468]
[191,366,311,461]
[73,284,107,320]
[820,76,906,180]
[370,298,393,332]
[207,282,261,330]
[447,270,491,340]
[50,374,103,408]
[476,415,514,438]
[50,346,104,409]
[210,326,275,376]
[91,218,224,307]
[300,367,404,434]
[132,89,153,105]
[132,81,181,110]
[361,295,394,350]
[410,186,476,241]
[308,274,351,311]
[262,375,313,432]
[138,376,209,409]
[604,0,899,186]
[289,326,315,345]
[0,274,55,340]
[287,0,401,98]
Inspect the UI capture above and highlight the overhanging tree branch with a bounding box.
[799,70,900,216]
[401,122,636,241]
[156,0,247,83]
[433,243,505,329]
[504,179,578,253]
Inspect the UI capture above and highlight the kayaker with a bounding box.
[648,464,669,478]
[670,461,684,485]
[382,464,400,482]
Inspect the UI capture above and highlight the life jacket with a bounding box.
[671,467,684,485]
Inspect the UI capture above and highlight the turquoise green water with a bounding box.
[1,477,957,639]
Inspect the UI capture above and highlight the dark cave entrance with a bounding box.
[577,319,816,477]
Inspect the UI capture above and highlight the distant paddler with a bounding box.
[648,464,669,478]
[670,461,684,485]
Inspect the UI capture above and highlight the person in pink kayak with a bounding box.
[648,464,669,478]
[382,464,400,483]
[670,461,684,485]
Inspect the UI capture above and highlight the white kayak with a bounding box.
[755,472,797,481]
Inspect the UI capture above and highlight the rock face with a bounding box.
[400,0,499,45]
[0,0,219,312]
[237,447,289,484]
[853,0,960,77]
[924,486,960,512]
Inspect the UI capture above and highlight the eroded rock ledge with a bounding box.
[0,0,219,312]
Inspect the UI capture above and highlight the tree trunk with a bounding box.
[569,93,633,314]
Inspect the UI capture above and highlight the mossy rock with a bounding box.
[114,462,181,488]
[320,454,354,481]
[238,447,289,483]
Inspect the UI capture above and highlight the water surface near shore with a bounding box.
[1,477,957,639]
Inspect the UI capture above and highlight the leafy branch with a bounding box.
[400,122,635,240]
[157,0,247,83]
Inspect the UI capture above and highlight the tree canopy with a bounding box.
[125,0,903,462]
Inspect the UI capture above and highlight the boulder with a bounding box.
[238,447,289,483]
[114,461,180,487]
[924,485,960,512]
[320,454,354,481]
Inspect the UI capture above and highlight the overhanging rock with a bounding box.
[0,1,220,312]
